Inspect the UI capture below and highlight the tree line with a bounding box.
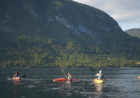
[0,36,139,68]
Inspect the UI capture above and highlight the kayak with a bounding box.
[94,78,104,84]
[138,76,140,79]
[53,78,79,82]
[94,79,104,84]
[53,78,68,82]
[13,77,20,80]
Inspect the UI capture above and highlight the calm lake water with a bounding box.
[1,68,140,98]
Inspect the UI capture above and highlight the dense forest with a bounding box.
[0,36,140,68]
[0,0,140,67]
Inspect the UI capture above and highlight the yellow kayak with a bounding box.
[94,78,104,84]
[138,76,140,79]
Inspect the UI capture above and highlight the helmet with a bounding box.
[99,70,102,73]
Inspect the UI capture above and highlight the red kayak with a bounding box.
[53,78,80,82]
[13,77,20,80]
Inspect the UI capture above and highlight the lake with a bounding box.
[1,68,140,98]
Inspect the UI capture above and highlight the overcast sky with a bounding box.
[73,0,140,31]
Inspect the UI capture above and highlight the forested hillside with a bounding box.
[0,0,140,67]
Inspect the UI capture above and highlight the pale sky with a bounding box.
[73,0,140,31]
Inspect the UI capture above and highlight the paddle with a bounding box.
[22,75,26,78]
[89,67,98,78]
[61,69,67,78]
[89,67,95,73]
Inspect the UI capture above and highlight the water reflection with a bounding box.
[2,68,140,98]
[13,80,20,85]
[93,82,103,98]
[56,81,72,97]
[13,80,20,98]
[94,83,103,92]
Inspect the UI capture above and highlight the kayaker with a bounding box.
[67,72,72,80]
[95,70,103,80]
[13,71,20,78]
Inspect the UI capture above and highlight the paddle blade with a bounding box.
[89,68,94,72]
[22,75,26,78]
[61,69,67,77]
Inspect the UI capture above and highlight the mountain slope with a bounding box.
[126,28,140,38]
[0,0,140,67]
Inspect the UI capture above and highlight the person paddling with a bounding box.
[67,72,72,81]
[95,70,103,80]
[13,71,20,78]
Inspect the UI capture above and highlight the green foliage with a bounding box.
[0,35,139,68]
[0,0,140,67]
